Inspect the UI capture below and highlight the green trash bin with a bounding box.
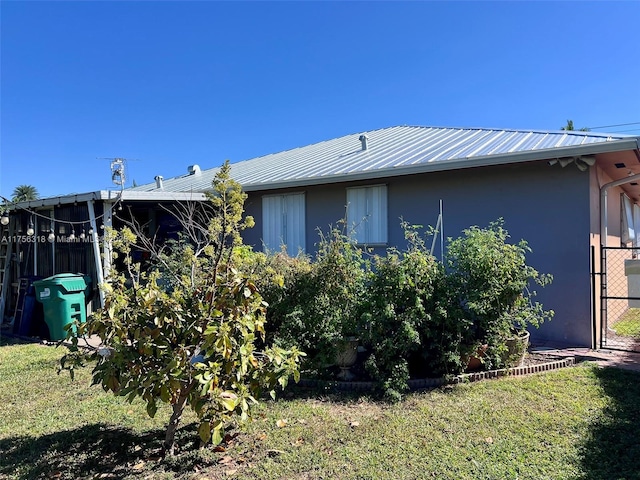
[34,274,90,341]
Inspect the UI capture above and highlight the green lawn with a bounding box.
[612,308,640,338]
[1,339,639,480]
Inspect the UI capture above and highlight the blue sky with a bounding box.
[2,1,639,199]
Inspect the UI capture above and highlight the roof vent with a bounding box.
[359,134,369,151]
[154,175,164,189]
[188,164,201,175]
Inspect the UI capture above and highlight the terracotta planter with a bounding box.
[464,344,489,372]
[335,337,359,381]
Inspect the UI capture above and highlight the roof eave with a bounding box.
[10,190,209,210]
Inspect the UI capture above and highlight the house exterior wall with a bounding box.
[589,163,640,347]
[243,160,593,347]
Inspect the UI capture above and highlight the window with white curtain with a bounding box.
[262,192,305,255]
[346,185,388,245]
[621,193,635,245]
[634,203,640,249]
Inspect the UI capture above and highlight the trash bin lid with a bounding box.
[33,273,88,293]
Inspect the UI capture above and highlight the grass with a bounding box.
[2,338,640,480]
[612,308,640,338]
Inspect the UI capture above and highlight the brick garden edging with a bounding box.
[297,357,576,392]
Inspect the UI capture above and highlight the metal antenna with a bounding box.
[97,157,140,187]
[111,158,125,186]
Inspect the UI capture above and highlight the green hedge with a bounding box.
[252,219,554,400]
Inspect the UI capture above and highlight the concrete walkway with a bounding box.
[531,346,640,373]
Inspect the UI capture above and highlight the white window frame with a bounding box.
[346,184,388,245]
[262,192,305,255]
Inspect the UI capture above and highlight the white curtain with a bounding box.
[622,194,635,244]
[347,185,387,244]
[262,193,305,255]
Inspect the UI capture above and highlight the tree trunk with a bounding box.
[163,380,196,455]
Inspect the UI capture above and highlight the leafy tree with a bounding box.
[11,184,39,202]
[561,119,590,132]
[60,161,304,455]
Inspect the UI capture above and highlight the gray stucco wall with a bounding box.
[243,160,592,347]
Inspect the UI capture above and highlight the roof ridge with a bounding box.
[394,124,624,137]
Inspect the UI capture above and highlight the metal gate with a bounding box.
[600,246,640,352]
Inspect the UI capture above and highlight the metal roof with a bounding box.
[130,125,640,193]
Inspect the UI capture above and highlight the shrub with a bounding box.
[265,224,369,374]
[445,219,554,369]
[248,249,314,346]
[360,223,450,400]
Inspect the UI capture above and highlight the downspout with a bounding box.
[600,172,640,247]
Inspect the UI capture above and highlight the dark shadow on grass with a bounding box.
[0,422,211,480]
[578,366,640,480]
[0,333,42,348]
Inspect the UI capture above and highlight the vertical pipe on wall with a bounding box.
[33,216,38,276]
[600,246,607,349]
[440,199,444,261]
[591,245,597,350]
[51,218,55,275]
[87,200,105,307]
[102,202,113,279]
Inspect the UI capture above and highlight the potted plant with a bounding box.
[498,293,553,367]
[334,336,360,380]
